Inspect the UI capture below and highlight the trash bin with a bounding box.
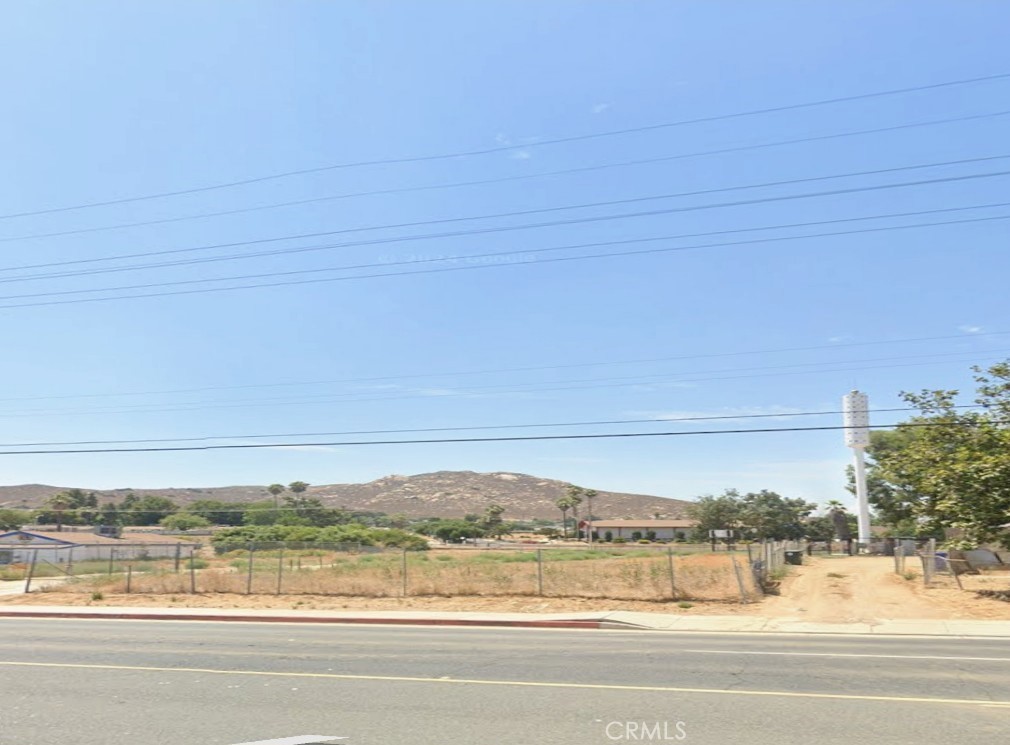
[785,550,803,566]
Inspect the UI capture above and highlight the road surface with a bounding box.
[0,619,1008,744]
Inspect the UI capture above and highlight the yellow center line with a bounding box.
[1,660,1007,708]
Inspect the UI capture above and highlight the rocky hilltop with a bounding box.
[0,471,692,521]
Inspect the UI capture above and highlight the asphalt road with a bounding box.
[1,620,1008,745]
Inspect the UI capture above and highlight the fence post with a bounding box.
[730,556,749,604]
[924,538,937,586]
[666,546,677,599]
[107,548,115,575]
[174,543,181,573]
[276,547,285,595]
[246,545,255,594]
[24,549,38,593]
[126,565,133,593]
[537,549,544,596]
[189,547,197,593]
[402,549,408,597]
[67,546,75,576]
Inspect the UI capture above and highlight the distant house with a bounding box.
[0,529,196,564]
[581,519,698,541]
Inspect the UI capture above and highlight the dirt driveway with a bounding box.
[757,555,1010,622]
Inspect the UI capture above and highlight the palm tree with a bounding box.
[289,481,309,496]
[583,489,598,544]
[555,495,575,538]
[267,483,286,511]
[566,485,585,538]
[45,493,73,533]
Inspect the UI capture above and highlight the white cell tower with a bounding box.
[842,390,872,547]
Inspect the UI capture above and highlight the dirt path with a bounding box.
[757,555,1010,622]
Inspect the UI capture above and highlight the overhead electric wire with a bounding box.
[0,328,1005,405]
[4,109,1008,245]
[2,153,1008,283]
[0,420,1003,457]
[1,210,1006,309]
[2,69,1008,220]
[1,352,1002,419]
[0,405,984,449]
[2,206,1008,304]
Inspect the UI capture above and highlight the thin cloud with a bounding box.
[591,102,612,114]
[509,149,532,160]
[627,405,811,425]
[958,324,984,334]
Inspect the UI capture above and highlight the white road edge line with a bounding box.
[686,649,1010,663]
[228,737,345,745]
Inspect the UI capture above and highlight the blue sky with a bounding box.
[0,2,1008,508]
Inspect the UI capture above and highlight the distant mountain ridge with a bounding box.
[0,471,692,521]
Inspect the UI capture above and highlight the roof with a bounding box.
[586,519,697,529]
[0,530,194,546]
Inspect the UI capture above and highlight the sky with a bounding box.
[0,1,1008,509]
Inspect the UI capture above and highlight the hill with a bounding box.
[0,471,692,521]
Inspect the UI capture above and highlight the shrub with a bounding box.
[604,531,613,542]
[613,537,627,544]
[631,531,643,541]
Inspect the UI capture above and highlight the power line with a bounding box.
[0,327,1004,405]
[2,210,1006,310]
[3,154,1007,282]
[3,71,1008,221]
[4,109,1008,245]
[2,206,1007,303]
[1,352,1002,419]
[0,420,1001,457]
[0,405,984,448]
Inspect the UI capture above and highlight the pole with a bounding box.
[666,546,677,599]
[401,549,408,597]
[24,549,38,593]
[246,546,255,594]
[536,549,544,596]
[174,543,181,572]
[126,565,133,593]
[108,548,115,575]
[730,556,748,604]
[852,448,872,547]
[276,547,285,595]
[189,548,197,593]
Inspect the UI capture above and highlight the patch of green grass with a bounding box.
[901,570,919,581]
[677,601,694,609]
[826,572,846,579]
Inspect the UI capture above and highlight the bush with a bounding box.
[613,537,628,544]
[631,531,643,541]
[604,531,613,542]
[210,525,429,552]
[637,539,652,544]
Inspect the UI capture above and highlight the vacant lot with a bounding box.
[7,547,758,603]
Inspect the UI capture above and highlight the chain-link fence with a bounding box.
[16,543,765,603]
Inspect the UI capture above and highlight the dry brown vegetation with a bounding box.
[32,548,758,603]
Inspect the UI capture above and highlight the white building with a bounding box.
[0,529,198,564]
[581,519,698,542]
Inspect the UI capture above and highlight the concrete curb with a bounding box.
[0,609,609,629]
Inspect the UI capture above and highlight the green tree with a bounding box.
[127,496,179,526]
[738,490,816,540]
[0,509,31,531]
[267,483,286,511]
[43,492,75,532]
[187,499,246,526]
[865,361,1010,547]
[554,495,575,538]
[288,481,309,497]
[803,516,838,542]
[565,485,585,537]
[430,519,486,544]
[687,490,743,540]
[160,513,212,531]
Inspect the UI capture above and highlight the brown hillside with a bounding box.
[0,471,692,521]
